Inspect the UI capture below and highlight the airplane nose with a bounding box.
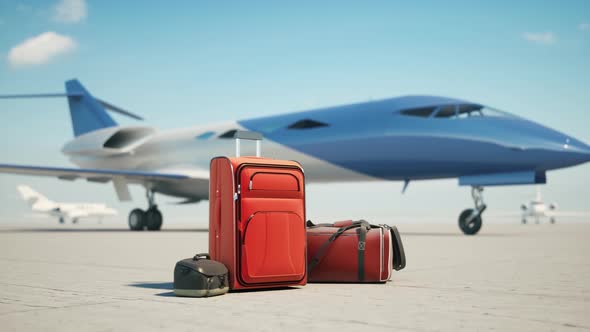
[563,138,590,163]
[580,144,590,162]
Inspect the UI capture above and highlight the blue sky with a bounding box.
[0,0,589,225]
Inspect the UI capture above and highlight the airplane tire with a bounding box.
[146,208,163,231]
[129,209,146,231]
[458,209,482,235]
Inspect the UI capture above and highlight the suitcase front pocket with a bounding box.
[249,172,300,191]
[240,211,306,285]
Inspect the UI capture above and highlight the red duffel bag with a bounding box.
[306,220,406,283]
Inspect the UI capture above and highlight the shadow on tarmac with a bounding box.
[128,282,177,297]
[129,281,298,297]
[129,282,174,290]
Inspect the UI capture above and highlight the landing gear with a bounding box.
[59,217,65,224]
[128,208,145,231]
[550,217,556,224]
[458,186,486,235]
[72,218,79,224]
[145,208,163,231]
[127,189,163,231]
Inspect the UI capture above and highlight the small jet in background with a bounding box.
[17,185,117,224]
[520,187,589,224]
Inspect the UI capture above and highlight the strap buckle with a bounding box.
[358,241,365,251]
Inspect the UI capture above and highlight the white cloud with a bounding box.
[53,0,86,23]
[8,31,76,67]
[522,31,556,45]
[579,23,590,31]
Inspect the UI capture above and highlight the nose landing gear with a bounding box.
[128,189,163,231]
[458,186,486,235]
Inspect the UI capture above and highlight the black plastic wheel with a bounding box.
[458,209,482,235]
[129,208,146,231]
[145,208,163,231]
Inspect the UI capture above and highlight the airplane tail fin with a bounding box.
[0,79,143,137]
[65,80,117,136]
[17,185,53,206]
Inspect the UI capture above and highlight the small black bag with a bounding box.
[174,253,229,297]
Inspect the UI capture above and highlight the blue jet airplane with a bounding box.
[1,80,589,234]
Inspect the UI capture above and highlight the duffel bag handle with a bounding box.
[193,253,211,261]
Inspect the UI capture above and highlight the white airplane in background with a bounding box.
[520,187,588,224]
[17,185,117,224]
[1,79,589,234]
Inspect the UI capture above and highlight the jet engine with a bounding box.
[61,126,156,157]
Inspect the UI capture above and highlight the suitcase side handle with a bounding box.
[234,130,263,157]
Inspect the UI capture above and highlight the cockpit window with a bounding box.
[287,119,329,130]
[400,103,516,119]
[218,129,238,138]
[399,107,436,117]
[457,104,483,117]
[457,104,515,118]
[434,105,457,118]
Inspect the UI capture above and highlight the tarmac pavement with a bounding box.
[0,222,588,331]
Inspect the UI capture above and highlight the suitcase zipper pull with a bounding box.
[234,185,241,201]
[248,180,252,190]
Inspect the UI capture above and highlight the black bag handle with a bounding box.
[193,253,211,261]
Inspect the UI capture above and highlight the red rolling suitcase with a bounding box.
[209,131,307,290]
[306,220,405,283]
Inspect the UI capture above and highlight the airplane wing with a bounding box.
[0,163,209,201]
[0,163,197,181]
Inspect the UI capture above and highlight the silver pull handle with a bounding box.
[234,131,262,157]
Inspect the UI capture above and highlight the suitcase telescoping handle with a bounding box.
[234,130,263,157]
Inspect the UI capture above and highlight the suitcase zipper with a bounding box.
[234,184,241,201]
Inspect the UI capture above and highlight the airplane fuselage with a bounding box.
[67,97,590,200]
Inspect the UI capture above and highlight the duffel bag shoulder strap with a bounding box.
[307,220,369,272]
[356,220,370,281]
